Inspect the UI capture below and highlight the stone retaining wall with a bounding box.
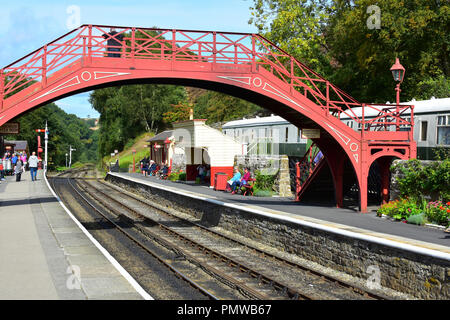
[107,174,449,299]
[235,155,293,197]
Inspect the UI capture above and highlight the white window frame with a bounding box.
[436,114,450,146]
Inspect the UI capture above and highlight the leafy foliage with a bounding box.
[6,103,97,169]
[249,0,449,102]
[163,103,192,124]
[377,198,421,220]
[194,91,269,124]
[254,170,277,192]
[391,158,450,202]
[425,201,450,225]
[89,84,187,158]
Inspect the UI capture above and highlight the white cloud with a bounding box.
[55,92,99,118]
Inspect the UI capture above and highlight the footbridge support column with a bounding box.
[325,148,346,209]
[358,141,369,213]
[377,157,393,204]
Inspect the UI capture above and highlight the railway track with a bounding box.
[50,176,225,299]
[49,168,390,300]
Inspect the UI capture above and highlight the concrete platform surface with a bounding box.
[111,172,450,258]
[0,170,147,300]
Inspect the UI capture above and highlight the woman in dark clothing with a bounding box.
[14,158,23,182]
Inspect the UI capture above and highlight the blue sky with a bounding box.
[1,0,257,118]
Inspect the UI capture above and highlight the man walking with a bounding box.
[28,152,39,181]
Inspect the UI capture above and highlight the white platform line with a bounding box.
[44,174,154,300]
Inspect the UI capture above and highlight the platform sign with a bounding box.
[0,122,20,134]
[301,129,320,139]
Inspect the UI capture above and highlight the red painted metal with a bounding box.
[0,24,416,212]
[295,142,325,201]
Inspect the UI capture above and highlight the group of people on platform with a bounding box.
[139,157,170,179]
[1,151,40,182]
[196,164,211,183]
[227,167,252,195]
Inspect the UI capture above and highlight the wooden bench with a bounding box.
[241,178,255,196]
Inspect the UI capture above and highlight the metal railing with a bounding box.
[295,142,325,201]
[1,24,413,134]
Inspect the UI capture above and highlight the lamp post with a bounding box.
[44,121,48,174]
[132,149,136,173]
[65,153,68,168]
[69,145,76,168]
[390,57,405,131]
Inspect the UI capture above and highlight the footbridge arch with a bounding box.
[0,25,416,211]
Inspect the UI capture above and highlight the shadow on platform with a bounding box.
[0,197,58,207]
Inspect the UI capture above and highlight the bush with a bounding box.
[407,213,426,225]
[377,198,421,220]
[392,158,450,202]
[178,172,186,181]
[253,189,273,197]
[425,200,450,226]
[378,199,450,227]
[254,170,276,191]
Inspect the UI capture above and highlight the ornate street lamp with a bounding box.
[390,57,405,130]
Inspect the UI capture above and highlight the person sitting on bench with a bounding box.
[237,167,251,193]
[158,162,169,179]
[227,167,241,193]
[148,160,157,175]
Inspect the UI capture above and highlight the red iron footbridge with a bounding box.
[0,24,416,212]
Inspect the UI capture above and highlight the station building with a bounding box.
[147,119,243,186]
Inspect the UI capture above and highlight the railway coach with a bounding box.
[341,97,450,160]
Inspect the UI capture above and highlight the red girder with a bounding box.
[295,142,325,202]
[0,24,416,212]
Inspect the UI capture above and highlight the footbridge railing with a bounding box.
[1,24,413,137]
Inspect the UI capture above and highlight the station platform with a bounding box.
[110,172,450,259]
[0,170,149,300]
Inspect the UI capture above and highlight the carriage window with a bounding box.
[437,115,450,145]
[420,121,427,141]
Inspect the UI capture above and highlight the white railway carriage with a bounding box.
[222,115,309,157]
[223,97,449,160]
[340,97,450,160]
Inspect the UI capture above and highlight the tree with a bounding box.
[249,0,332,75]
[249,0,449,103]
[89,84,187,157]
[6,103,98,168]
[194,91,269,124]
[163,103,192,124]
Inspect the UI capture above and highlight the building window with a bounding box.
[437,115,450,145]
[297,127,301,142]
[420,121,427,141]
[285,127,289,142]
